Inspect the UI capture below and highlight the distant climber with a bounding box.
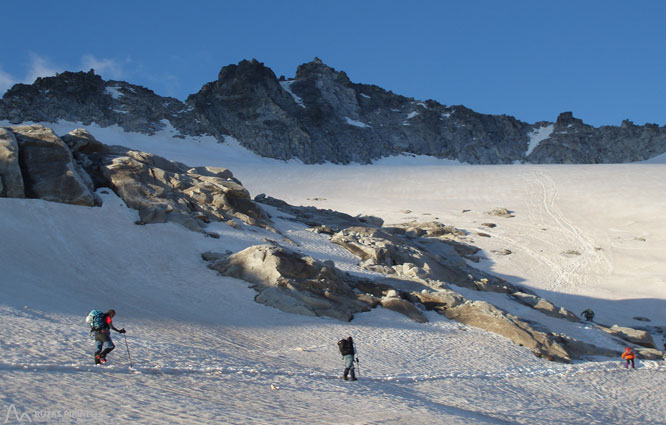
[337,336,358,381]
[86,309,126,364]
[580,308,595,322]
[621,347,636,369]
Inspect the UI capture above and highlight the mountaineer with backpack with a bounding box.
[580,308,595,322]
[86,309,126,365]
[337,336,358,381]
[621,346,636,369]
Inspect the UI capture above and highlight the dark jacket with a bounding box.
[338,338,356,356]
[94,314,122,341]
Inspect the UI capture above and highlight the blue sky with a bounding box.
[1,0,664,127]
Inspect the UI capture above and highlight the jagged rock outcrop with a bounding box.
[254,193,384,232]
[0,127,24,197]
[6,125,96,206]
[2,61,665,164]
[331,224,521,293]
[205,244,371,321]
[62,128,271,231]
[0,70,203,135]
[527,113,666,163]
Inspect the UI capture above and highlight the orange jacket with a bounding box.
[621,349,635,360]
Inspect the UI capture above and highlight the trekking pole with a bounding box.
[123,333,133,369]
[355,357,360,377]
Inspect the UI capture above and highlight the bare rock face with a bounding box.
[0,127,24,197]
[66,136,271,231]
[332,226,422,269]
[412,289,466,312]
[603,325,656,348]
[511,292,580,322]
[381,292,428,323]
[389,221,466,239]
[254,193,383,233]
[2,125,272,232]
[206,244,370,321]
[442,300,571,363]
[9,125,96,206]
[634,347,664,360]
[332,224,522,294]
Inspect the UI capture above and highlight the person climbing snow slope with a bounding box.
[87,309,126,364]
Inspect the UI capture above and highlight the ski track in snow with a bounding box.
[531,169,613,292]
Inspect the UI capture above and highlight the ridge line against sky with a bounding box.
[1,0,665,127]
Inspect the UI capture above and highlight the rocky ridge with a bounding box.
[2,59,666,164]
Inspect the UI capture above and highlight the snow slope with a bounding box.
[1,122,665,424]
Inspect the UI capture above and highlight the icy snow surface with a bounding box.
[343,117,372,128]
[1,121,665,424]
[527,124,555,156]
[279,80,306,108]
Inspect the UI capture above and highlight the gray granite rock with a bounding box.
[0,127,24,197]
[10,125,96,206]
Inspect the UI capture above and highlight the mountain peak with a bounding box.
[3,69,104,100]
[555,111,585,127]
[216,59,278,84]
[295,57,350,84]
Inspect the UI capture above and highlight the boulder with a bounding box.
[634,347,663,360]
[603,325,656,348]
[11,125,95,206]
[380,294,428,323]
[356,214,384,227]
[0,127,24,197]
[412,289,466,312]
[206,244,370,321]
[487,208,514,218]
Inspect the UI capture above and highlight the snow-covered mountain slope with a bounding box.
[1,122,665,424]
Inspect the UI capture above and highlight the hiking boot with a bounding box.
[343,368,349,380]
[100,357,107,364]
[350,370,357,381]
[94,351,101,365]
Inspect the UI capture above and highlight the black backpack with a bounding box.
[337,338,352,356]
